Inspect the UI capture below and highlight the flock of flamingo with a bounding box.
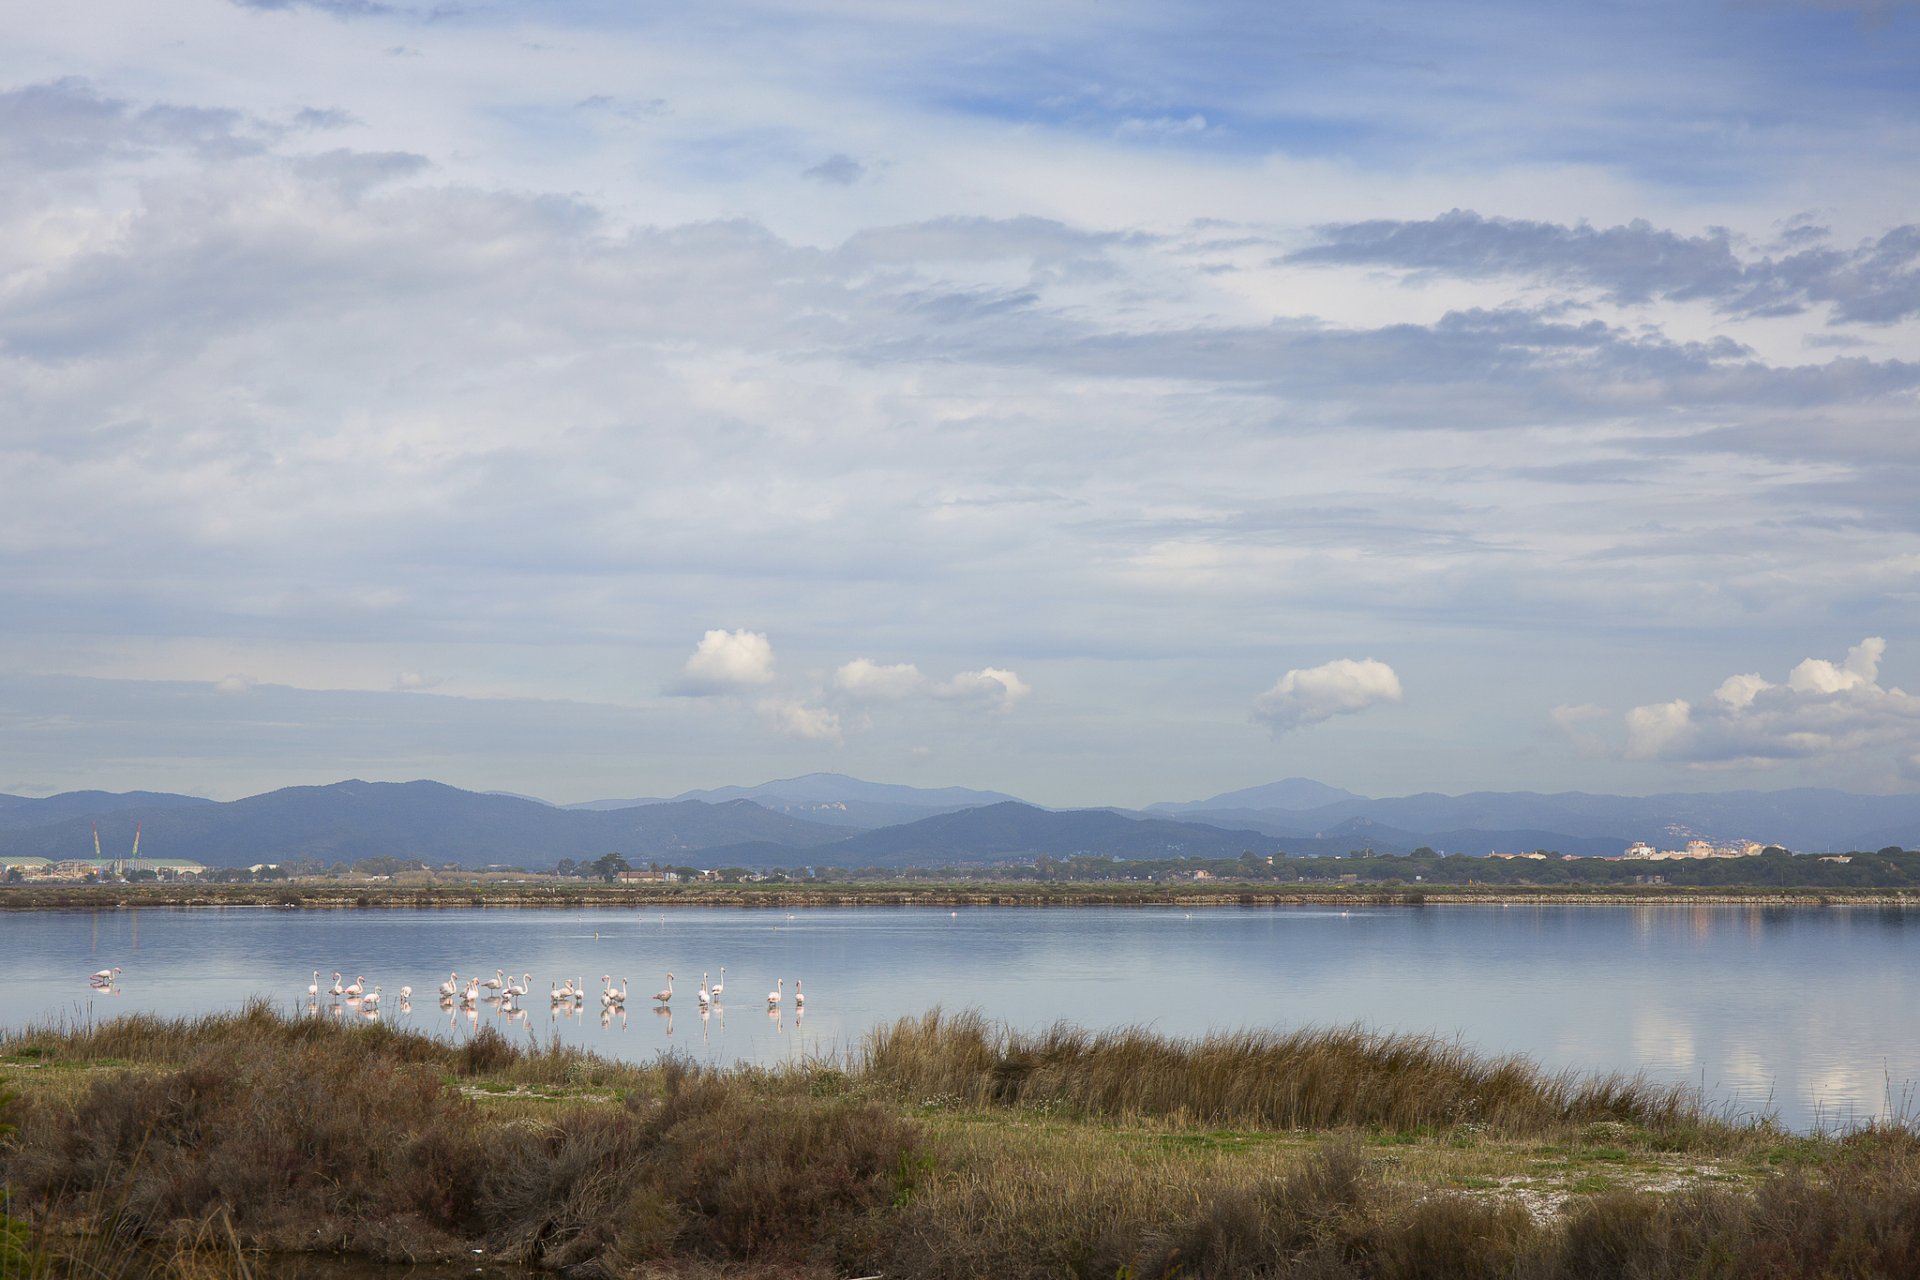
[87,962,808,1036]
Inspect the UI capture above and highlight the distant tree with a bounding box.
[1879,846,1906,858]
[592,852,630,883]
[554,858,579,877]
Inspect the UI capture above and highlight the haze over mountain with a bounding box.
[0,790,215,833]
[0,775,1915,868]
[568,773,1023,829]
[1148,778,1364,816]
[0,781,855,869]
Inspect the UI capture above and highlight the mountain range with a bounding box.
[1,773,1915,869]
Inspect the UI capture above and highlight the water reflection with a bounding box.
[9,902,1920,1131]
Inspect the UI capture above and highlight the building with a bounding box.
[1622,839,1765,861]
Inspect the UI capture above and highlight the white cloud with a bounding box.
[392,670,444,691]
[1624,698,1694,759]
[930,666,1031,711]
[832,658,926,701]
[1787,636,1883,694]
[212,674,256,694]
[756,697,842,743]
[1623,638,1920,768]
[1251,658,1402,735]
[1713,673,1772,711]
[668,629,776,696]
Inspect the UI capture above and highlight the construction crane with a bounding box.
[94,821,142,876]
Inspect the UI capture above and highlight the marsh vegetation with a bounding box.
[3,1005,1918,1278]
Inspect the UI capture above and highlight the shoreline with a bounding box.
[3,882,1916,910]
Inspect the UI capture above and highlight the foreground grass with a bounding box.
[3,1006,1918,1278]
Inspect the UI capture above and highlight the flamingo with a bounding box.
[508,972,531,999]
[438,971,459,999]
[653,973,674,1005]
[709,967,725,1002]
[603,976,628,1006]
[343,975,366,999]
[794,979,804,1008]
[551,978,575,1003]
[363,986,382,1009]
[306,970,320,1000]
[329,971,345,998]
[698,972,711,1006]
[767,978,783,1007]
[398,985,412,1001]
[461,979,480,1007]
[89,966,122,985]
[483,968,505,993]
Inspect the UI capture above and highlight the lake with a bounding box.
[4,901,1916,1132]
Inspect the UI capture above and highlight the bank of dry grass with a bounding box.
[4,1004,1920,1278]
[863,1009,1700,1137]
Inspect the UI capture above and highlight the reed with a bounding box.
[860,1008,1700,1136]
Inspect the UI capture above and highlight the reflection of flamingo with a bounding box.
[767,978,783,1007]
[652,973,674,1004]
[654,1005,673,1036]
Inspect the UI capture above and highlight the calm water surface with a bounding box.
[4,902,1916,1132]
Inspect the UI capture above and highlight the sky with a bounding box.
[3,0,1920,806]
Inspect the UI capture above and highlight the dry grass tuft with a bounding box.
[862,1008,1698,1136]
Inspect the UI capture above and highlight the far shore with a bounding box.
[3,881,1917,911]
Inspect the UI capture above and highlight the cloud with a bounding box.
[930,667,1032,711]
[392,671,444,691]
[1290,210,1920,325]
[832,658,925,701]
[229,0,393,17]
[1252,658,1402,735]
[802,153,866,185]
[212,675,257,695]
[1624,639,1920,766]
[0,78,265,169]
[290,106,357,131]
[668,630,776,696]
[292,149,430,195]
[831,659,1031,712]
[756,698,842,743]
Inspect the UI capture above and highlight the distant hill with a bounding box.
[570,772,1026,830]
[698,802,1290,868]
[0,780,855,868]
[0,790,215,832]
[1148,777,1363,815]
[1152,781,1920,853]
[2,774,1914,871]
